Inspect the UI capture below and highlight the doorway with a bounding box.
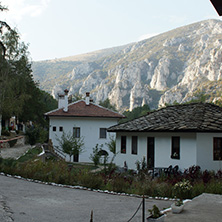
[147,137,155,168]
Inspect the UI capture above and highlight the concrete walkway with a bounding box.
[165,193,222,222]
[0,145,31,159]
[0,175,173,222]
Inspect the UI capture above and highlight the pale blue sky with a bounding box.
[0,0,221,61]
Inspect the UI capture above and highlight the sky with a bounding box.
[0,0,221,61]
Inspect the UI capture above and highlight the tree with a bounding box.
[56,131,84,162]
[69,93,83,103]
[121,104,151,123]
[0,3,34,134]
[0,3,57,136]
[99,98,117,111]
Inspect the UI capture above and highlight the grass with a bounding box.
[17,146,42,163]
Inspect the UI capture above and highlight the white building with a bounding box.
[45,91,124,162]
[108,103,222,171]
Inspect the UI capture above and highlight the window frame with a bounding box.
[121,136,126,154]
[73,127,80,138]
[171,136,180,159]
[213,137,222,161]
[131,136,138,155]
[99,128,107,139]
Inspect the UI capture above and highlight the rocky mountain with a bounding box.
[32,19,222,111]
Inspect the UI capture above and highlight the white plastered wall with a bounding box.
[114,132,197,171]
[196,133,222,171]
[49,117,117,162]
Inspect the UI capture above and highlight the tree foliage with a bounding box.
[121,104,151,123]
[56,131,84,162]
[99,98,117,111]
[0,3,57,131]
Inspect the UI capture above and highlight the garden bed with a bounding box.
[0,148,221,199]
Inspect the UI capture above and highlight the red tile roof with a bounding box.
[45,100,125,119]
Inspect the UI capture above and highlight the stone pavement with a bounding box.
[165,193,222,222]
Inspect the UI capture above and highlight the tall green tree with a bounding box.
[0,2,57,136]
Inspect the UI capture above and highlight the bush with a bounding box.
[1,129,10,136]
[173,179,193,200]
[8,139,17,147]
[90,144,103,166]
[78,171,104,189]
[109,176,130,193]
[25,125,48,145]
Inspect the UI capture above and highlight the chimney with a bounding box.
[85,92,90,105]
[63,89,69,112]
[58,89,69,112]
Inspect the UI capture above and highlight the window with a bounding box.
[131,136,138,155]
[53,126,56,132]
[213,137,222,160]
[73,127,80,138]
[121,136,126,154]
[100,128,107,139]
[59,126,63,132]
[171,137,180,159]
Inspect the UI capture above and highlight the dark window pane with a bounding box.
[59,126,63,132]
[132,136,138,155]
[53,126,56,132]
[214,137,222,161]
[73,127,80,138]
[171,137,180,159]
[121,136,126,154]
[100,128,107,139]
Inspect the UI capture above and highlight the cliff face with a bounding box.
[33,19,222,111]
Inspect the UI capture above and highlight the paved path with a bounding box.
[0,145,31,159]
[0,175,173,222]
[165,193,222,222]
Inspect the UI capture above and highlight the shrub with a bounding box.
[148,205,163,219]
[184,165,201,181]
[173,179,193,200]
[8,139,17,147]
[191,182,205,198]
[1,129,10,136]
[26,125,48,145]
[153,182,172,198]
[90,144,103,166]
[78,171,104,189]
[109,176,129,193]
[205,181,222,194]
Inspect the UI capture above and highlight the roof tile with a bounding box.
[45,100,124,119]
[108,103,222,132]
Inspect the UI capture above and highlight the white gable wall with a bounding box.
[196,133,222,171]
[49,117,117,162]
[114,132,197,170]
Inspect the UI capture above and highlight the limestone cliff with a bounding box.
[33,19,222,111]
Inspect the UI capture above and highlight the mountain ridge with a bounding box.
[32,19,222,111]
